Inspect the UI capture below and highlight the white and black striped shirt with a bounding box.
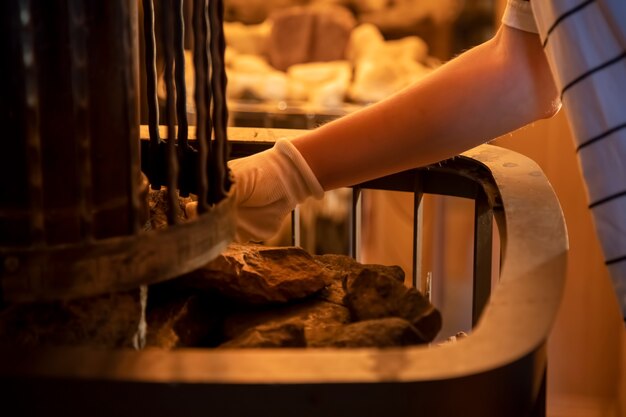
[503,0,626,322]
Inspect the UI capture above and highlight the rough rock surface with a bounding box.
[147,188,194,230]
[0,247,442,350]
[219,319,306,348]
[222,298,351,344]
[344,269,442,342]
[145,292,222,349]
[183,243,333,305]
[314,253,405,282]
[310,317,427,348]
[313,253,405,305]
[267,5,356,71]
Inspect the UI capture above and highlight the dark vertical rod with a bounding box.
[18,0,45,245]
[174,0,192,197]
[472,188,493,326]
[142,0,162,190]
[68,0,94,240]
[291,207,301,247]
[161,0,180,224]
[173,0,188,149]
[208,0,229,203]
[192,0,209,213]
[349,187,362,260]
[412,174,424,289]
[203,0,214,203]
[216,0,230,192]
[121,0,142,233]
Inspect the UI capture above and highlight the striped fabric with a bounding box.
[503,0,626,321]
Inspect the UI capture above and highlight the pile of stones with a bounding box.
[0,243,441,350]
[0,189,441,350]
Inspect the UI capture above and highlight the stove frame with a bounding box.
[0,127,567,417]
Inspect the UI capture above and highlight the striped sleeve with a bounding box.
[532,0,626,321]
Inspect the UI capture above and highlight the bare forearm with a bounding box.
[292,25,559,190]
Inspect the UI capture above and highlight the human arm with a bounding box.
[293,24,560,190]
[224,23,560,242]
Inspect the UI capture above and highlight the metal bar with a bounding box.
[216,0,230,194]
[160,0,180,225]
[349,187,362,260]
[173,0,192,197]
[472,188,493,326]
[208,0,229,203]
[18,0,45,246]
[192,0,209,213]
[412,173,423,289]
[142,0,162,190]
[67,0,93,240]
[204,0,215,204]
[291,207,301,247]
[173,0,188,149]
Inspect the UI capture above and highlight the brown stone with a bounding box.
[310,317,427,348]
[222,298,350,344]
[316,275,347,306]
[267,5,356,71]
[0,248,442,350]
[313,253,405,305]
[218,319,306,348]
[147,188,194,230]
[145,293,221,349]
[0,290,141,349]
[314,253,405,282]
[184,243,332,305]
[343,269,441,342]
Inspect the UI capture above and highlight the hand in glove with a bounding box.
[186,139,324,242]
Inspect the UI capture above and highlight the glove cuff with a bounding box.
[274,139,325,200]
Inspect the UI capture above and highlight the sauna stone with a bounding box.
[314,253,405,283]
[309,317,426,348]
[147,188,194,230]
[219,318,307,348]
[222,298,351,345]
[343,269,442,342]
[216,252,441,348]
[145,292,222,349]
[313,253,405,305]
[182,243,333,305]
[0,244,441,350]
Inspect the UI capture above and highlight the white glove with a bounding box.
[186,139,324,242]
